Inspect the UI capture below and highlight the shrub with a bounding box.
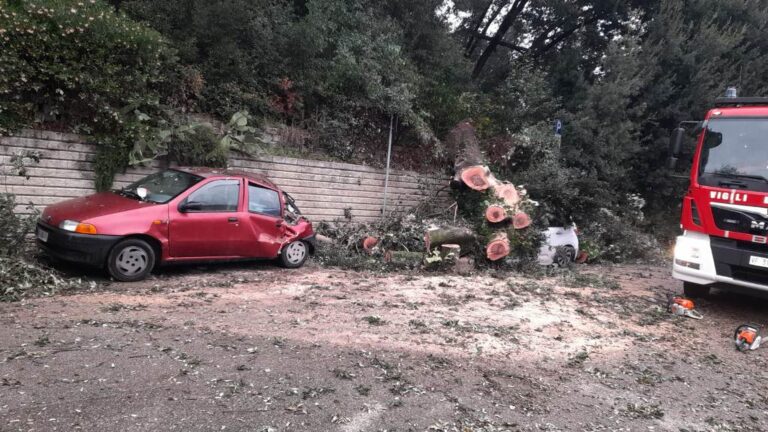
[0,0,175,132]
[0,0,177,188]
[0,194,36,256]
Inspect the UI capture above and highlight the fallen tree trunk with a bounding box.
[493,183,520,207]
[425,227,476,255]
[486,231,511,261]
[459,165,495,191]
[440,244,461,259]
[512,212,532,229]
[384,250,424,266]
[485,204,508,223]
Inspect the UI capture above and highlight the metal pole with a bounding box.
[382,114,394,215]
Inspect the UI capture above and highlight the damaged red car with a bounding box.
[36,168,316,281]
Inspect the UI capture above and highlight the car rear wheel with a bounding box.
[107,239,155,282]
[554,245,576,267]
[280,240,308,268]
[683,281,710,298]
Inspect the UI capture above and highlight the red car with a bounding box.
[36,168,316,281]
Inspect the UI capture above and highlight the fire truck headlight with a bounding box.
[674,242,701,270]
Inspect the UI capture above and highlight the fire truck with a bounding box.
[670,89,768,297]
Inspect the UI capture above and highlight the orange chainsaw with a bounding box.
[735,324,761,351]
[668,296,703,320]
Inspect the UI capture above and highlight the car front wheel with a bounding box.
[107,238,156,282]
[280,240,309,268]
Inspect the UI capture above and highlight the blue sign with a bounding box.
[554,119,563,136]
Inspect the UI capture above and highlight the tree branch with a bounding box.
[472,0,529,79]
[471,33,528,53]
[467,0,506,57]
[464,0,495,53]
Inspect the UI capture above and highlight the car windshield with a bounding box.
[699,118,768,183]
[118,170,203,203]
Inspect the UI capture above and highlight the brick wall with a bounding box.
[1,130,450,222]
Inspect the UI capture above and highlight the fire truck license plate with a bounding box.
[749,256,768,269]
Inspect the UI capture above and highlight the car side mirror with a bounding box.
[667,127,685,170]
[179,201,203,213]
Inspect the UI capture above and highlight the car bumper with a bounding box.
[672,230,768,292]
[36,222,120,267]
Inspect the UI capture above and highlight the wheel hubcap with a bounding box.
[285,241,307,265]
[116,246,148,276]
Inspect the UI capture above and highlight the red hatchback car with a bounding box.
[36,168,316,281]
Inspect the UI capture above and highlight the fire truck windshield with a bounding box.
[698,118,768,187]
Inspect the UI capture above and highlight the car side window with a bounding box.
[248,183,281,217]
[185,179,240,212]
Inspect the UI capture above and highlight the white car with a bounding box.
[538,226,579,266]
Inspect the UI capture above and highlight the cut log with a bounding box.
[575,250,589,264]
[512,212,532,229]
[486,232,511,261]
[362,236,379,253]
[493,183,520,207]
[384,250,424,266]
[439,244,461,259]
[485,204,508,223]
[425,227,476,255]
[316,234,335,245]
[459,165,493,191]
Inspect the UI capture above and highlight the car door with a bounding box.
[244,182,287,258]
[169,178,251,258]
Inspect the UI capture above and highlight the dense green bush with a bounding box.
[0,0,175,131]
[0,0,178,188]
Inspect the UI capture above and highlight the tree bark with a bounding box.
[384,250,424,266]
[440,244,461,259]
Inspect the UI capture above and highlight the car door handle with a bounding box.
[228,217,238,223]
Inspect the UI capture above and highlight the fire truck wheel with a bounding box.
[683,282,710,298]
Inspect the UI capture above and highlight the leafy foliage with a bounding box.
[7,0,768,263]
[0,152,89,301]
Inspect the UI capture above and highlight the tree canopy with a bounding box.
[4,0,768,258]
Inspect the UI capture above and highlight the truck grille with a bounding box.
[710,237,768,285]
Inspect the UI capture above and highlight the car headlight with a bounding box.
[59,220,98,234]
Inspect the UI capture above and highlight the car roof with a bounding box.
[174,167,278,190]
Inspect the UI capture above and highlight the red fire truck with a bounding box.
[670,90,768,297]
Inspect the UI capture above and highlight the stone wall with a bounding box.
[1,130,450,223]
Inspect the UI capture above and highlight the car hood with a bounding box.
[41,192,157,227]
